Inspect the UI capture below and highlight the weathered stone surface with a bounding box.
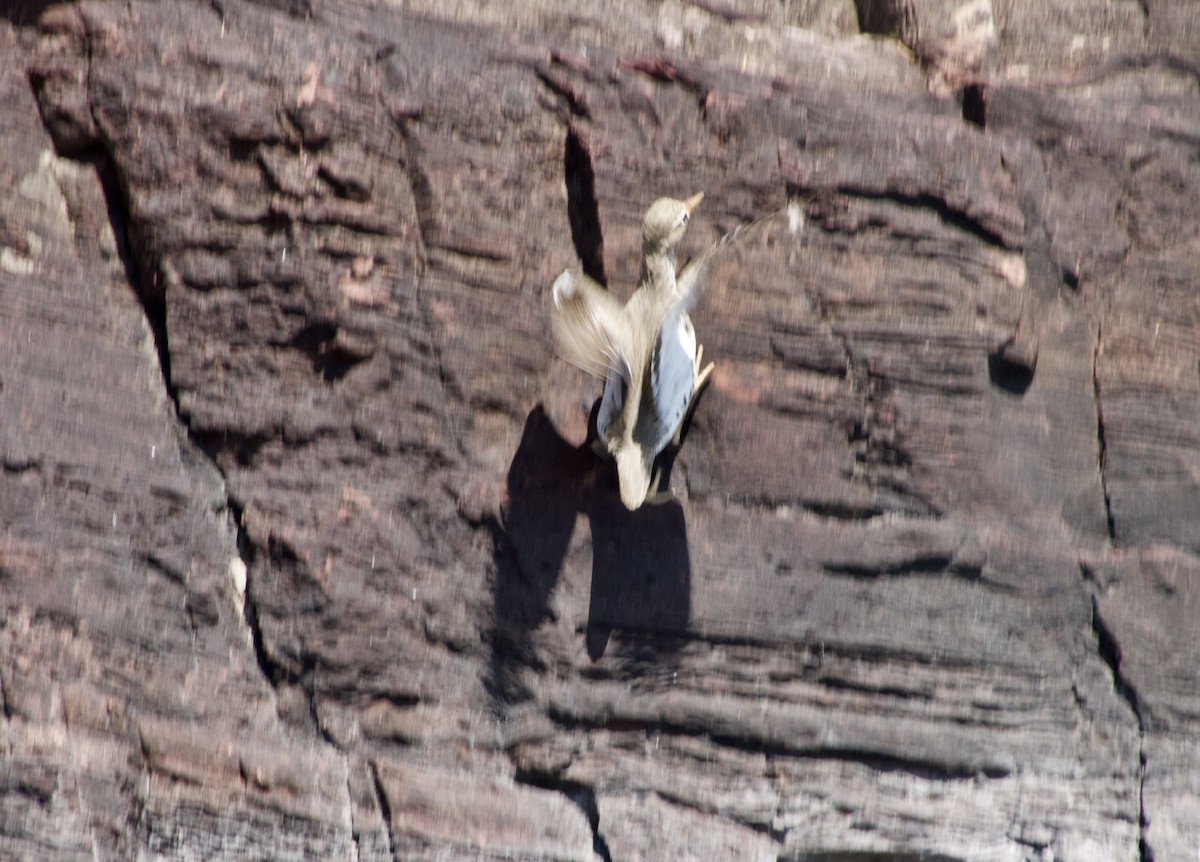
[375,758,596,860]
[599,791,777,862]
[3,0,1199,860]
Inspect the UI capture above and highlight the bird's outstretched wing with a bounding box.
[639,301,697,458]
[677,206,786,308]
[550,270,629,381]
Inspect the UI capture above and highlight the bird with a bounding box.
[550,192,714,510]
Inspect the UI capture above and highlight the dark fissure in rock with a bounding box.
[564,125,607,287]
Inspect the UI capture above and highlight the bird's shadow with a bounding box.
[485,402,692,707]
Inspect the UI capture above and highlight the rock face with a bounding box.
[2,0,1198,859]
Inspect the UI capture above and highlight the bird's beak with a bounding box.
[683,192,705,214]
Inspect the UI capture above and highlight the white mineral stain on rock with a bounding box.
[0,247,35,275]
[230,556,247,600]
[787,199,805,235]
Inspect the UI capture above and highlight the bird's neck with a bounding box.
[640,245,677,292]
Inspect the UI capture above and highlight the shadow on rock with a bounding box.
[583,494,691,660]
[486,404,692,709]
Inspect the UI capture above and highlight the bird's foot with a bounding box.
[645,488,676,505]
[645,465,675,505]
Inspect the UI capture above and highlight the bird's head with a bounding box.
[615,443,654,511]
[643,192,704,257]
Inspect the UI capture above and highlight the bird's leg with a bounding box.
[694,343,714,391]
[644,465,675,505]
[673,344,715,446]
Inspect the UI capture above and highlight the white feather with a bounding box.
[550,270,628,382]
